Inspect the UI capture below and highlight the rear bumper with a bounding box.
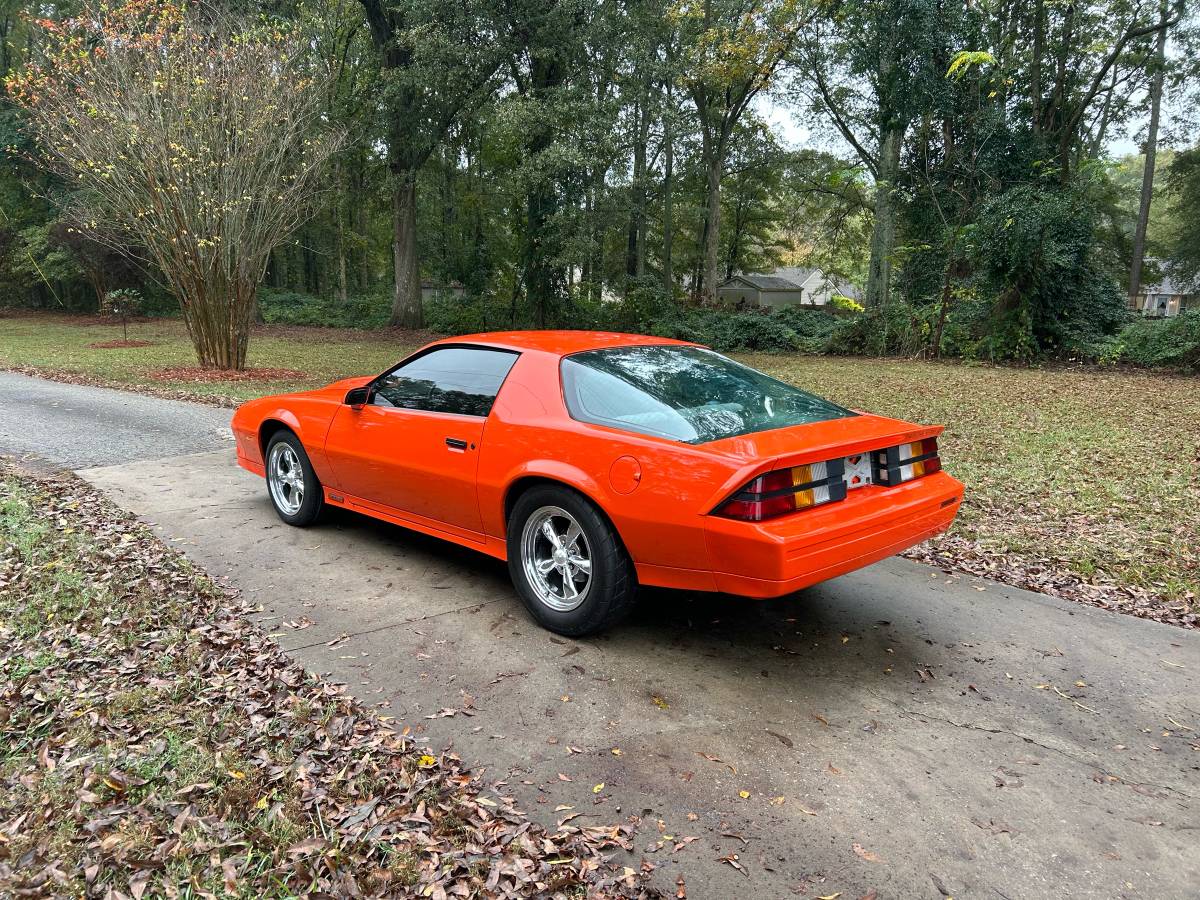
[704,471,963,598]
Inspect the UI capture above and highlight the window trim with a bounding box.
[367,343,520,419]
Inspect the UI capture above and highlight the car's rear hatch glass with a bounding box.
[561,345,856,443]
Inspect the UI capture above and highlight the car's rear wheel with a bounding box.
[265,431,324,526]
[507,485,637,636]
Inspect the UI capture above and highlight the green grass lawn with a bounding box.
[0,312,425,403]
[2,312,1197,619]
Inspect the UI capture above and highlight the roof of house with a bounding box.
[773,266,820,286]
[721,273,806,291]
[718,267,862,299]
[1138,259,1198,296]
[1141,273,1198,296]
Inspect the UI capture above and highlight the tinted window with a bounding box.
[373,347,518,417]
[561,345,855,443]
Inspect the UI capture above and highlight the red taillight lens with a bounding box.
[715,461,847,522]
[875,437,940,485]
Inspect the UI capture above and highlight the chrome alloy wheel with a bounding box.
[521,505,593,612]
[267,442,305,516]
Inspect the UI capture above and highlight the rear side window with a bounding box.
[561,345,855,443]
[373,346,518,417]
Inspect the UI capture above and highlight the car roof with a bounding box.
[433,330,700,356]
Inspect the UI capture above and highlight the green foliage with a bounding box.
[7,223,82,294]
[1116,312,1200,370]
[258,289,392,329]
[100,288,144,340]
[969,179,1128,361]
[422,284,842,354]
[1166,146,1200,285]
[824,302,931,357]
[945,50,995,79]
[830,294,864,313]
[100,288,143,319]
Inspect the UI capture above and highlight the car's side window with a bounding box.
[372,347,518,417]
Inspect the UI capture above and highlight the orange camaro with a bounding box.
[231,331,962,635]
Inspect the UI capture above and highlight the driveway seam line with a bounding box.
[282,598,506,652]
[884,700,1199,802]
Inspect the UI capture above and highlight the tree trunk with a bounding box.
[520,44,568,325]
[1030,0,1044,135]
[662,94,674,299]
[866,126,903,308]
[625,95,649,284]
[179,279,253,370]
[391,178,423,328]
[701,138,723,304]
[355,158,370,291]
[1129,1,1169,300]
[525,180,557,326]
[582,179,594,301]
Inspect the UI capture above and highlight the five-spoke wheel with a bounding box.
[508,485,637,636]
[265,431,324,526]
[521,506,593,611]
[268,442,306,516]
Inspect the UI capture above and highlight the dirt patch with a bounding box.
[148,365,308,382]
[87,339,156,349]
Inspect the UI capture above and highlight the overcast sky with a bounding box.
[753,94,1151,166]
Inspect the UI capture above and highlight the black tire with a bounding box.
[264,430,324,527]
[507,485,637,636]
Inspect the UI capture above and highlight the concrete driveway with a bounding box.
[5,372,1199,898]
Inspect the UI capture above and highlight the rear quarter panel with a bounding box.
[477,352,756,582]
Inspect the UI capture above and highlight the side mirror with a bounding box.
[344,386,370,408]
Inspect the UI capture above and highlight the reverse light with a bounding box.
[716,460,848,522]
[874,438,941,485]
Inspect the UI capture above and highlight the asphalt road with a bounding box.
[0,371,232,468]
[3,373,1198,899]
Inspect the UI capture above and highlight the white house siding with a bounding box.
[717,284,761,306]
[756,289,806,308]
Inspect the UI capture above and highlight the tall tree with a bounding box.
[676,0,804,301]
[1129,0,1172,298]
[1028,0,1178,180]
[794,0,941,308]
[357,0,503,326]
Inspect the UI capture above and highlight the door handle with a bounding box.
[445,437,469,450]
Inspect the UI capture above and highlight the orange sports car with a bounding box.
[231,331,962,635]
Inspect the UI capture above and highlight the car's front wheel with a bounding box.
[507,485,637,636]
[265,431,324,526]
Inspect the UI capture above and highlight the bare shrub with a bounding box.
[8,1,342,368]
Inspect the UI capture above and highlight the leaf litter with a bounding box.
[0,466,658,898]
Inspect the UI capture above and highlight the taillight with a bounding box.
[874,437,940,485]
[715,460,848,522]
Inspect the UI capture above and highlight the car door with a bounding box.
[323,346,519,541]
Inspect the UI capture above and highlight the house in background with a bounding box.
[421,280,467,303]
[1129,264,1195,318]
[717,267,859,309]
